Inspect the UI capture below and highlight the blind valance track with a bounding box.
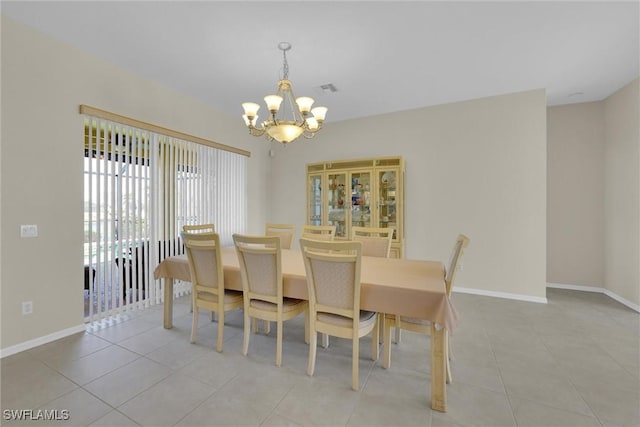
[79,104,251,158]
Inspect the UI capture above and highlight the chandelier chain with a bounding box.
[281,48,289,80]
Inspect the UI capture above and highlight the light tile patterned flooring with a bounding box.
[2,289,639,426]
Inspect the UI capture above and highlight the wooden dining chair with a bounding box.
[182,231,243,352]
[182,223,215,233]
[301,225,336,241]
[300,238,379,391]
[233,234,308,367]
[383,234,470,383]
[182,224,216,316]
[347,226,394,346]
[301,224,336,347]
[265,223,296,249]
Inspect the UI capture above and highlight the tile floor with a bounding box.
[2,288,639,426]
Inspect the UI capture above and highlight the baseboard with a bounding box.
[453,286,548,304]
[0,324,86,359]
[547,282,640,313]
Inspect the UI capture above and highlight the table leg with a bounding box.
[163,278,174,329]
[430,323,447,412]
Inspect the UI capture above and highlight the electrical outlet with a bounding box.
[457,263,464,271]
[20,225,38,238]
[22,301,33,315]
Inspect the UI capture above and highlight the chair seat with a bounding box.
[250,297,306,313]
[197,289,243,304]
[318,310,377,328]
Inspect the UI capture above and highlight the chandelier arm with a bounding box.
[248,127,266,137]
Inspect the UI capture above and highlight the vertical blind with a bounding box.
[84,115,247,322]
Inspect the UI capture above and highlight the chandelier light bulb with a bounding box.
[295,97,315,114]
[306,117,319,131]
[242,102,260,119]
[311,106,328,122]
[264,95,283,113]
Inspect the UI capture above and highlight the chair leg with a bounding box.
[307,330,317,377]
[190,304,199,344]
[383,316,392,369]
[276,319,283,367]
[264,320,271,335]
[371,314,379,361]
[243,312,251,356]
[304,310,310,344]
[352,335,359,391]
[216,310,224,353]
[445,332,452,384]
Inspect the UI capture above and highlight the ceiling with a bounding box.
[2,1,638,123]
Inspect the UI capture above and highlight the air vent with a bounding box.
[318,83,338,93]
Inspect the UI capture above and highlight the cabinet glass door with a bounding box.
[326,172,348,238]
[377,169,398,239]
[308,174,323,226]
[350,171,372,231]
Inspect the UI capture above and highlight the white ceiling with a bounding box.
[2,1,638,123]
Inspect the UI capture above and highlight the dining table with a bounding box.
[153,246,458,412]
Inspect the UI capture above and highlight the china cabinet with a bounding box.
[306,157,404,258]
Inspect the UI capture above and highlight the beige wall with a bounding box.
[269,90,548,301]
[0,17,271,351]
[546,80,639,308]
[604,79,640,305]
[547,102,605,286]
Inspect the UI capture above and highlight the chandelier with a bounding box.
[241,42,328,144]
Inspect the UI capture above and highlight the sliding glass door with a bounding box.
[83,118,247,322]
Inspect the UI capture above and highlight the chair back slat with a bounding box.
[265,223,296,249]
[352,226,393,258]
[233,235,282,301]
[309,258,356,310]
[190,246,221,288]
[181,231,222,295]
[243,251,278,296]
[301,225,336,241]
[182,223,215,233]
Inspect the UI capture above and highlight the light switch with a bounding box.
[20,224,38,238]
